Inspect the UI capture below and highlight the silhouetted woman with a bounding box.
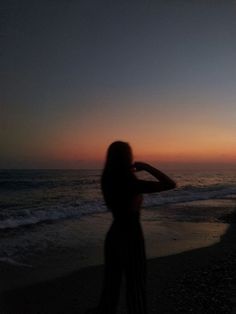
[98,141,176,314]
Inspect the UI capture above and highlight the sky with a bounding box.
[1,0,236,169]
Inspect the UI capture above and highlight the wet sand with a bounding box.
[0,207,229,293]
[1,206,236,313]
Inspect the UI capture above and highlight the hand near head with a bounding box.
[133,162,150,172]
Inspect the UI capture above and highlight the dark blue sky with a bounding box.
[1,0,236,168]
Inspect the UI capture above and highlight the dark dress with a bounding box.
[98,172,147,314]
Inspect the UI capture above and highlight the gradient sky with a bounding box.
[1,0,236,168]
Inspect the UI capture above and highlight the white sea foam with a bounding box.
[0,204,107,230]
[144,184,236,208]
[0,257,32,267]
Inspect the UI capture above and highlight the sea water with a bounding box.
[1,169,236,229]
[0,168,236,276]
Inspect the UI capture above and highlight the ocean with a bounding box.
[0,168,236,289]
[1,169,236,230]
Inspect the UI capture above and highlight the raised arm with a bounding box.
[133,162,176,193]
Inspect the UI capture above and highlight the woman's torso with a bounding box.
[102,171,143,222]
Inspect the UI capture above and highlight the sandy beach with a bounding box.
[1,202,236,314]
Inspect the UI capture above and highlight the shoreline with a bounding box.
[0,200,231,293]
[1,213,236,313]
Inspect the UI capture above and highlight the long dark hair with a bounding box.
[101,141,134,205]
[103,141,133,172]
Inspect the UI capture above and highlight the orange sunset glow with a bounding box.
[1,1,236,169]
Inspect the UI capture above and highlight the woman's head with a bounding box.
[104,141,133,171]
